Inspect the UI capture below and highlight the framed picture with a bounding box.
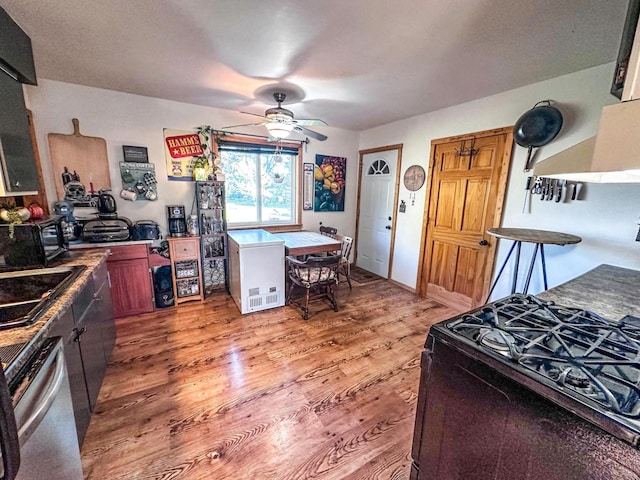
[122,145,149,163]
[314,155,346,212]
[303,163,314,210]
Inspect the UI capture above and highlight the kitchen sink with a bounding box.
[0,265,86,330]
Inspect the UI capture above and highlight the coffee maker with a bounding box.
[53,200,82,243]
[167,205,187,237]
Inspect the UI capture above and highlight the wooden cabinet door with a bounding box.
[49,307,91,446]
[95,274,115,363]
[419,128,512,309]
[108,257,153,317]
[76,298,106,413]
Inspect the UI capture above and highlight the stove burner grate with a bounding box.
[447,294,640,418]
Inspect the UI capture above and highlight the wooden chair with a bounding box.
[336,235,353,289]
[286,254,340,320]
[319,225,338,238]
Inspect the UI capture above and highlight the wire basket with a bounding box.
[174,259,198,279]
[176,278,200,297]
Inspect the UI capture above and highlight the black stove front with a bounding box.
[410,294,640,480]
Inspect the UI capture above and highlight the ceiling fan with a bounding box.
[224,92,328,141]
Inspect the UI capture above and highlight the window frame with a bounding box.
[215,134,303,230]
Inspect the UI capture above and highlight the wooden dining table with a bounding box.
[274,231,341,257]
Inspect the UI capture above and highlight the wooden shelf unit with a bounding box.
[168,236,204,304]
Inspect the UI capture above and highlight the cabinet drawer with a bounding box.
[92,260,109,288]
[170,238,199,260]
[72,277,95,324]
[107,244,148,262]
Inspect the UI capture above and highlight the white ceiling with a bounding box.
[0,0,631,131]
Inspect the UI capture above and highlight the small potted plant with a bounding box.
[191,155,210,181]
[273,173,284,184]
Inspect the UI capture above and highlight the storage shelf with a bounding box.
[196,180,229,297]
[168,236,204,304]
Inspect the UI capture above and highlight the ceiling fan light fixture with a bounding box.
[265,122,293,139]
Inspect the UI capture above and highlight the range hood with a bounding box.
[533,99,640,183]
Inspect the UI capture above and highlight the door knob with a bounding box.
[388,216,392,221]
[385,225,391,230]
[479,239,489,246]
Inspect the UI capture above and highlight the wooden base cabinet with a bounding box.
[106,244,154,317]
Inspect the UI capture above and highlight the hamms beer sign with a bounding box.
[163,129,205,181]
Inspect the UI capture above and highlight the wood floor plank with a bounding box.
[81,280,458,479]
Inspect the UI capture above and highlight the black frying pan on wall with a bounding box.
[514,100,563,171]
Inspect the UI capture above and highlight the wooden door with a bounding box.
[418,128,512,309]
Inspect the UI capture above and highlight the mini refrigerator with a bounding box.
[227,229,285,314]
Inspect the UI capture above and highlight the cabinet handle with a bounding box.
[73,327,86,342]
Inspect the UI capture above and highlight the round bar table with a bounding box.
[486,228,582,301]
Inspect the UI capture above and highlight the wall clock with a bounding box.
[403,165,426,191]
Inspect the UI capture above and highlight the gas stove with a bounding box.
[412,292,640,479]
[444,294,640,439]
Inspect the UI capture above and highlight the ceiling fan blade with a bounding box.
[222,122,266,129]
[294,125,327,141]
[294,119,328,127]
[240,111,270,120]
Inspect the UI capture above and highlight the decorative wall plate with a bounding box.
[403,165,426,191]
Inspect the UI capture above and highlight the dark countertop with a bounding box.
[537,264,640,322]
[1,250,109,382]
[69,239,153,249]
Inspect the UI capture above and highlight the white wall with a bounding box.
[359,63,640,298]
[25,79,360,239]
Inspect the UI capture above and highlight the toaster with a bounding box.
[132,220,161,240]
[83,217,132,243]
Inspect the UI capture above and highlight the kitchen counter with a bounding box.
[0,250,109,382]
[537,264,640,321]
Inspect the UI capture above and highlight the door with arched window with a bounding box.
[355,146,401,278]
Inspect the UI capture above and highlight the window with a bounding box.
[219,140,300,226]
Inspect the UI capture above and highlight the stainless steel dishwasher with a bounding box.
[0,337,83,479]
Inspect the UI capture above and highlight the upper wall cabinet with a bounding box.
[0,6,39,196]
[0,7,37,85]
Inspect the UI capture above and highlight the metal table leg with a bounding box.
[523,243,540,294]
[540,244,548,290]
[485,241,518,302]
[511,241,522,294]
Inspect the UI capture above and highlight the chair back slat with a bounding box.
[340,235,353,262]
[319,225,338,239]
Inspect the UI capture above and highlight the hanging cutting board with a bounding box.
[47,118,111,201]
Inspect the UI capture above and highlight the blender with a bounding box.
[53,200,82,243]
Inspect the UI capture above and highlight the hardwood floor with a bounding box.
[81,279,459,479]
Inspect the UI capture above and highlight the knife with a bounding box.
[547,179,556,200]
[566,181,575,201]
[522,176,534,213]
[555,180,564,202]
